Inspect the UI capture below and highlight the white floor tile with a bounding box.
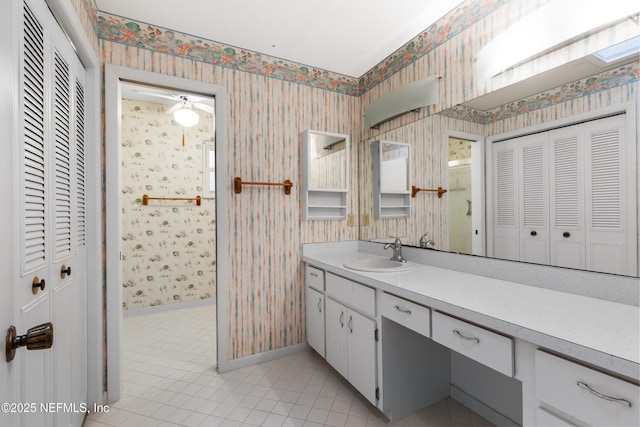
[83,305,494,427]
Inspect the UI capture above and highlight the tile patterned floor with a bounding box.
[84,305,492,427]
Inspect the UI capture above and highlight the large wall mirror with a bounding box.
[358,94,638,278]
[358,104,638,277]
[356,9,639,277]
[302,129,350,220]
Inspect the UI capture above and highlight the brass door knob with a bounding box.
[6,322,53,362]
[32,277,45,295]
[60,265,72,279]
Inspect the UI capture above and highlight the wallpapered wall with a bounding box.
[120,99,216,311]
[69,0,639,361]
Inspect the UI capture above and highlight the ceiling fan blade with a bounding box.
[193,102,215,114]
[166,103,183,115]
[136,91,177,101]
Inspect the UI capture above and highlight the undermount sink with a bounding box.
[343,257,413,273]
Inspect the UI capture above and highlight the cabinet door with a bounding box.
[347,310,377,405]
[305,287,325,356]
[325,298,348,379]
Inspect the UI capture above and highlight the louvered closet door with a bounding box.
[18,3,52,425]
[583,115,635,275]
[492,139,519,261]
[16,1,87,426]
[549,125,586,270]
[50,31,88,427]
[518,133,549,265]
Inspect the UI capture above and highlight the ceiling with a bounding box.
[94,0,464,77]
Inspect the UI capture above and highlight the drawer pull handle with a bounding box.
[453,330,480,343]
[310,272,318,278]
[339,311,344,328]
[577,381,632,407]
[317,298,322,313]
[394,305,411,315]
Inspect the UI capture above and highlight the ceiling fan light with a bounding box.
[173,107,199,127]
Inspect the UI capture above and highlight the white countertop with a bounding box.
[302,244,640,380]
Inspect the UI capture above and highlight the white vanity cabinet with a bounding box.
[305,266,325,356]
[432,311,514,377]
[535,350,639,426]
[305,287,325,356]
[324,272,378,406]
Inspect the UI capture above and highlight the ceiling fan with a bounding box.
[126,83,215,127]
[124,83,216,146]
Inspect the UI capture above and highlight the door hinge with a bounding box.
[375,387,380,400]
[374,328,379,342]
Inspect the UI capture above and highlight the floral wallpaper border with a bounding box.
[95,11,360,95]
[438,63,640,124]
[92,0,509,96]
[90,1,639,119]
[357,0,510,91]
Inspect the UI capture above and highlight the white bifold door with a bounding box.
[492,114,637,276]
[1,0,88,426]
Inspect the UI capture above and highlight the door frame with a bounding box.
[105,65,229,401]
[44,0,103,408]
[445,130,485,256]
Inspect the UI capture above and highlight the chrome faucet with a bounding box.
[384,237,407,263]
[419,232,436,249]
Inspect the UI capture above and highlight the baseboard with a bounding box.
[123,298,216,318]
[217,343,310,373]
[450,385,519,427]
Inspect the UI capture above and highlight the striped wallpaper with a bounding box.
[69,0,639,360]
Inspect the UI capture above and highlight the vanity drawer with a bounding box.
[305,265,324,291]
[381,292,430,338]
[535,350,639,426]
[432,311,513,377]
[326,272,375,317]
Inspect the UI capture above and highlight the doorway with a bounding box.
[105,65,230,402]
[446,132,485,256]
[119,82,216,315]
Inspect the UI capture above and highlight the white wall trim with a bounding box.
[45,0,104,406]
[123,298,215,318]
[450,385,519,427]
[105,65,229,402]
[220,344,311,374]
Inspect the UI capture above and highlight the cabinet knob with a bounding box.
[530,230,537,237]
[563,231,571,238]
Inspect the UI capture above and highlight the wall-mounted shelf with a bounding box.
[302,130,350,220]
[305,189,348,220]
[372,140,411,219]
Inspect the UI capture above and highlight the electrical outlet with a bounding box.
[362,213,370,226]
[347,214,355,227]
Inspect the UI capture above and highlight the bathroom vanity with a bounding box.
[302,241,639,426]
